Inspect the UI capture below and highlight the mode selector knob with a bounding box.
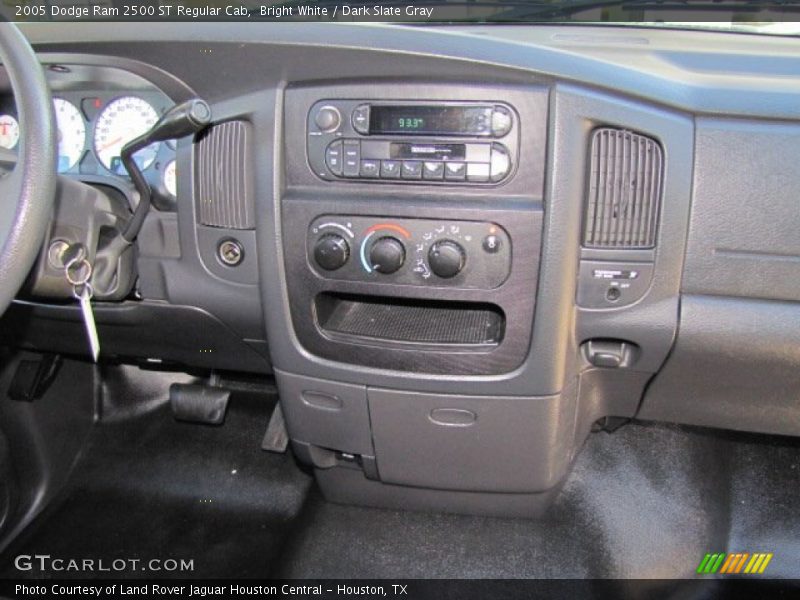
[314,234,349,271]
[369,236,405,274]
[428,240,466,279]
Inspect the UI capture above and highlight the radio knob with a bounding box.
[491,106,513,137]
[314,234,349,270]
[428,240,465,279]
[369,237,405,274]
[315,105,341,133]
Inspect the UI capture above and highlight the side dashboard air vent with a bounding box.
[195,120,255,230]
[583,128,664,249]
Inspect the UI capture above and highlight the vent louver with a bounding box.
[195,120,255,230]
[583,128,664,249]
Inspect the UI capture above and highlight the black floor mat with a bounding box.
[274,423,800,579]
[2,363,800,580]
[0,365,313,579]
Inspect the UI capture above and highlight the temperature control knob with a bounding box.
[369,237,405,274]
[314,234,349,271]
[428,240,465,279]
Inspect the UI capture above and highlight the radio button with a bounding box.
[343,140,361,177]
[476,114,489,135]
[491,106,513,137]
[352,104,370,134]
[380,160,401,179]
[466,144,492,163]
[490,145,511,182]
[444,161,466,181]
[466,162,490,183]
[401,161,423,180]
[325,140,344,176]
[360,159,380,178]
[423,161,444,180]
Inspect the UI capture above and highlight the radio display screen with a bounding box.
[369,105,492,136]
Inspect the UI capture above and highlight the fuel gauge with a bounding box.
[163,159,177,196]
[54,98,86,172]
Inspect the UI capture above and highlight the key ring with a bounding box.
[65,256,93,287]
[71,281,94,301]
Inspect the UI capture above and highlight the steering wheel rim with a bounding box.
[0,23,56,316]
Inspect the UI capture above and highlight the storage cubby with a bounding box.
[315,293,504,349]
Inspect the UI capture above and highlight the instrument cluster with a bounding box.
[0,90,177,202]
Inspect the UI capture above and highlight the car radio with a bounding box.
[306,100,519,185]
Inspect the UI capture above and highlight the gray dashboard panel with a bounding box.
[263,80,693,396]
[639,295,800,436]
[557,85,693,377]
[681,118,800,302]
[16,27,694,396]
[19,23,800,119]
[639,119,800,436]
[1,53,271,369]
[5,22,799,441]
[368,387,572,493]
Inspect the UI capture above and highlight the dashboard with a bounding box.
[0,72,176,209]
[1,22,799,518]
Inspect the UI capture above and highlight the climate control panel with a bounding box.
[307,216,512,289]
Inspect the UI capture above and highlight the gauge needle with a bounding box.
[98,136,124,152]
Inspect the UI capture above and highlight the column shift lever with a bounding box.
[120,98,212,242]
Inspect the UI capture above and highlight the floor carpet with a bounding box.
[1,362,799,586]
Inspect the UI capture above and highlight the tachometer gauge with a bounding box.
[53,98,86,172]
[0,114,20,149]
[163,159,177,196]
[94,96,160,174]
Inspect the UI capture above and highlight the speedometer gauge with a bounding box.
[94,96,160,174]
[0,114,19,149]
[53,98,86,172]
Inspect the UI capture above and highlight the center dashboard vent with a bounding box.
[583,128,664,249]
[194,120,255,230]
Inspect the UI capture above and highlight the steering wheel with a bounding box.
[0,24,57,316]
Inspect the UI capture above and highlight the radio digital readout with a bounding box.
[397,117,425,130]
[369,105,493,136]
